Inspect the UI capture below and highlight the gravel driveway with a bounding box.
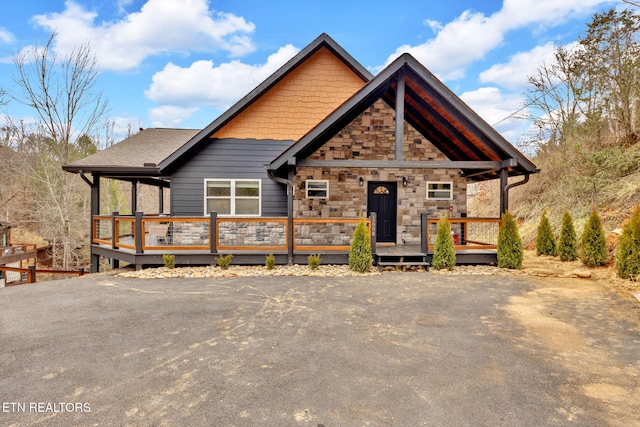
[1,272,639,426]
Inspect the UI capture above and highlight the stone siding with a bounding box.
[294,100,467,245]
[218,221,287,247]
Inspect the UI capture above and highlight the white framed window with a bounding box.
[426,181,453,200]
[306,180,329,198]
[204,179,261,216]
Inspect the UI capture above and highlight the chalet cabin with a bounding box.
[63,34,538,272]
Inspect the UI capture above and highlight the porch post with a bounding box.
[131,180,138,212]
[499,168,509,215]
[90,173,100,273]
[420,213,428,253]
[209,211,218,254]
[111,211,119,250]
[287,168,295,265]
[111,211,120,269]
[134,211,143,255]
[158,186,164,214]
[395,72,405,161]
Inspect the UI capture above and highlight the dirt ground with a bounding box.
[519,250,640,299]
[502,251,640,426]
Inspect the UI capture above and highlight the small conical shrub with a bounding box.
[497,211,523,269]
[349,217,373,273]
[432,216,456,270]
[536,210,557,256]
[580,209,608,268]
[558,211,578,261]
[615,206,640,280]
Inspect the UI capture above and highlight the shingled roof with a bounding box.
[63,128,199,176]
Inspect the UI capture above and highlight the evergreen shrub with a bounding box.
[349,217,373,273]
[558,211,578,261]
[580,209,608,268]
[216,254,233,270]
[307,254,322,270]
[163,254,175,269]
[431,216,456,270]
[536,210,557,256]
[615,206,640,280]
[497,212,523,269]
[265,253,276,270]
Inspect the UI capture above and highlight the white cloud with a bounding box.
[31,0,256,72]
[460,86,527,141]
[461,87,521,124]
[148,105,199,128]
[0,27,15,44]
[381,0,616,81]
[145,44,299,110]
[479,42,558,90]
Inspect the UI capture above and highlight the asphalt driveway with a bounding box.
[1,272,639,426]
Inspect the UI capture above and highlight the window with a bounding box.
[205,179,261,216]
[373,185,390,195]
[306,180,329,198]
[426,182,453,200]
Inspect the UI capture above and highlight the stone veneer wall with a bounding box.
[293,100,467,245]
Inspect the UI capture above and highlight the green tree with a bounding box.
[431,216,456,270]
[580,209,609,267]
[497,212,523,269]
[349,217,373,273]
[558,211,578,261]
[536,210,557,256]
[615,206,640,280]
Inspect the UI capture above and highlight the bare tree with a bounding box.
[10,32,109,269]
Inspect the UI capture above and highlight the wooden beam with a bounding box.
[395,72,405,161]
[297,159,503,169]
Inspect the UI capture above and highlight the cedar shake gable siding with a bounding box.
[211,46,367,141]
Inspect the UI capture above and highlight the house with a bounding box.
[63,34,538,272]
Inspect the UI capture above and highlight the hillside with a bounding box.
[470,141,640,251]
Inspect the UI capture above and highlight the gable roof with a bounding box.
[158,33,372,174]
[269,53,538,181]
[63,128,199,175]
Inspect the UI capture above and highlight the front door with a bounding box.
[367,182,397,243]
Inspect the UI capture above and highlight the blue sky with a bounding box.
[0,0,624,145]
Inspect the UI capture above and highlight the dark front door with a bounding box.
[367,182,397,243]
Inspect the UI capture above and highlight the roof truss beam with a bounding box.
[297,159,510,169]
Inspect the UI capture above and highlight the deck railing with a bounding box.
[294,218,371,251]
[92,213,371,254]
[0,244,37,260]
[92,212,494,254]
[425,217,501,251]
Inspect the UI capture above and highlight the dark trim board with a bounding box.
[92,245,496,270]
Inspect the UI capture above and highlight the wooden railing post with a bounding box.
[209,211,218,254]
[135,211,144,254]
[28,265,36,284]
[421,213,428,253]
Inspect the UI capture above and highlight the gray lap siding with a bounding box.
[169,139,294,217]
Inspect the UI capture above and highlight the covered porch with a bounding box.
[91,212,501,270]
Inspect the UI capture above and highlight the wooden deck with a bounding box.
[94,242,496,270]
